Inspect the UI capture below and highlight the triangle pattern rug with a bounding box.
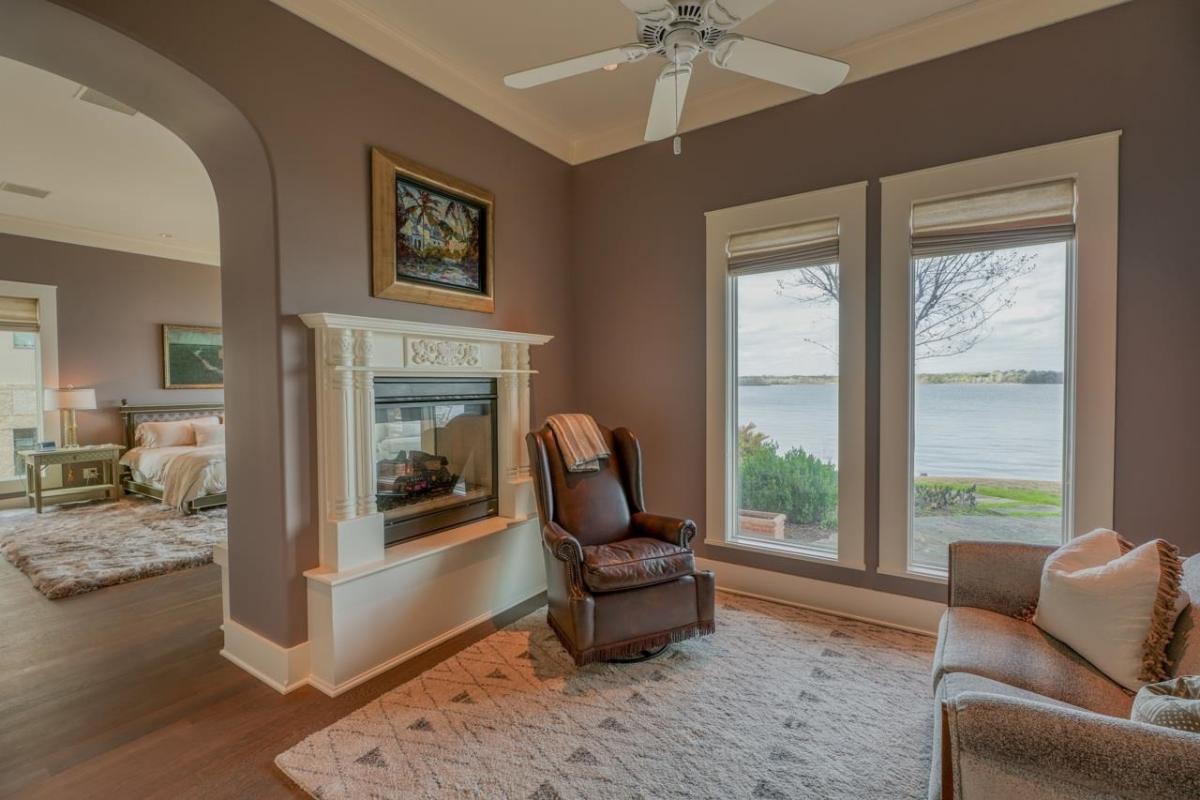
[276,592,935,799]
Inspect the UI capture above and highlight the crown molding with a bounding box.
[268,0,574,162]
[272,0,1130,166]
[0,213,219,266]
[569,0,1131,163]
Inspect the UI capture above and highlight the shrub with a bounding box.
[738,426,838,528]
[915,482,977,513]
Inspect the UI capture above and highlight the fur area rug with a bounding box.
[0,497,226,599]
[277,593,936,799]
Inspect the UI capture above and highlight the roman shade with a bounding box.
[726,217,839,275]
[0,295,39,332]
[911,178,1076,258]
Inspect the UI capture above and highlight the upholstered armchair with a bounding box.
[526,423,715,666]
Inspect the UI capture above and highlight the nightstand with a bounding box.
[18,444,125,513]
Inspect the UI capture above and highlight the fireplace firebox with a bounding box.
[374,377,498,546]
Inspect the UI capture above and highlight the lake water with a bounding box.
[738,383,1064,481]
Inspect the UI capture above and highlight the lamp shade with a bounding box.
[44,387,96,411]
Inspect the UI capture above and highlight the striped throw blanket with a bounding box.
[546,413,610,473]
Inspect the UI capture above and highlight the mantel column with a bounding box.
[316,326,383,572]
[498,342,536,519]
[352,330,377,518]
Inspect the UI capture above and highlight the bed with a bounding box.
[118,403,228,513]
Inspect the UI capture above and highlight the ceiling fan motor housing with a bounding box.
[639,2,729,61]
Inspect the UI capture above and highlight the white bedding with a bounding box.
[121,445,226,510]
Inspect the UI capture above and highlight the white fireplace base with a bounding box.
[218,314,553,696]
[305,513,543,695]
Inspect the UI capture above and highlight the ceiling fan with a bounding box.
[503,0,850,144]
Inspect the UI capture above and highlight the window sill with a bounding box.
[705,536,866,572]
[876,564,948,584]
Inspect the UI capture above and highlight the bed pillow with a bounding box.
[135,416,220,448]
[193,422,225,447]
[1034,529,1189,692]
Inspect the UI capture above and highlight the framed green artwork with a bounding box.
[162,324,223,389]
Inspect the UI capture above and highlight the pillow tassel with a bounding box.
[1138,539,1183,684]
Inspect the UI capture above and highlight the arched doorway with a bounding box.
[0,0,291,644]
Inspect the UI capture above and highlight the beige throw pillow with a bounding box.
[193,422,225,447]
[135,416,220,448]
[1034,529,1188,692]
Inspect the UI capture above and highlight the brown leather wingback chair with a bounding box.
[527,423,715,666]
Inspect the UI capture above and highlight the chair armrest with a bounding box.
[543,521,585,598]
[945,691,1200,800]
[947,540,1053,616]
[631,512,697,549]
[543,520,583,563]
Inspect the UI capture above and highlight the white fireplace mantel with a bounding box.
[299,312,552,573]
[218,313,554,696]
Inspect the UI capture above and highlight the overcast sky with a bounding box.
[737,242,1068,376]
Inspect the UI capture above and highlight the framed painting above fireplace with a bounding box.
[371,146,495,313]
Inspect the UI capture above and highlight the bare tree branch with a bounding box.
[774,251,1037,361]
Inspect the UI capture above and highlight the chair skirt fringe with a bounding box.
[548,612,715,667]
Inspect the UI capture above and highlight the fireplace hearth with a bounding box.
[374,377,498,545]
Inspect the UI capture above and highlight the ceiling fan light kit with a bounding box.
[503,0,850,145]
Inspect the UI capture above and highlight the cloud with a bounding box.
[736,243,1069,376]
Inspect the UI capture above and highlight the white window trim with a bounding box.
[878,132,1120,582]
[705,181,868,571]
[0,280,59,493]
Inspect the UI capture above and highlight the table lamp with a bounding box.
[44,386,96,448]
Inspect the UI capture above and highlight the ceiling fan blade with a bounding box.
[706,0,778,28]
[645,62,692,142]
[621,0,677,23]
[710,36,849,94]
[504,44,649,89]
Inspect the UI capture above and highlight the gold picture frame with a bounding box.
[371,146,495,313]
[162,324,223,389]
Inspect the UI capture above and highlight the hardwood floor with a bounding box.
[0,558,545,799]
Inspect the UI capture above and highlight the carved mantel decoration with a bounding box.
[409,338,481,367]
[299,313,553,573]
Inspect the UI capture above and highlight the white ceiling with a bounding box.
[0,56,219,265]
[273,0,1128,164]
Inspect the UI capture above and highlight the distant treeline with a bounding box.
[740,370,1063,386]
[918,370,1064,384]
[739,375,838,386]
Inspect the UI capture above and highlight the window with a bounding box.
[733,220,841,556]
[880,134,1119,580]
[0,283,58,493]
[707,183,866,570]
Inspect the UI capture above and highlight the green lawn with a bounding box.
[911,476,1064,569]
[915,476,1062,512]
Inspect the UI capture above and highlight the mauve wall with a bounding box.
[570,0,1200,601]
[0,233,222,445]
[55,0,574,644]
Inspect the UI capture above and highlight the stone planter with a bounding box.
[738,509,787,539]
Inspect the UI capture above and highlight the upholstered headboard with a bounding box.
[119,402,225,448]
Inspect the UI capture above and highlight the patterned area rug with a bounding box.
[277,593,935,799]
[0,498,226,599]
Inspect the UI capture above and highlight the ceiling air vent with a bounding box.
[74,85,138,116]
[0,182,51,199]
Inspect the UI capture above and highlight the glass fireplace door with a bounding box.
[374,378,498,545]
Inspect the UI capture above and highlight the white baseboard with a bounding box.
[698,557,944,635]
[216,519,546,697]
[220,616,311,694]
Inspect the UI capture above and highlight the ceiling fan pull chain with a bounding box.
[673,44,682,156]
